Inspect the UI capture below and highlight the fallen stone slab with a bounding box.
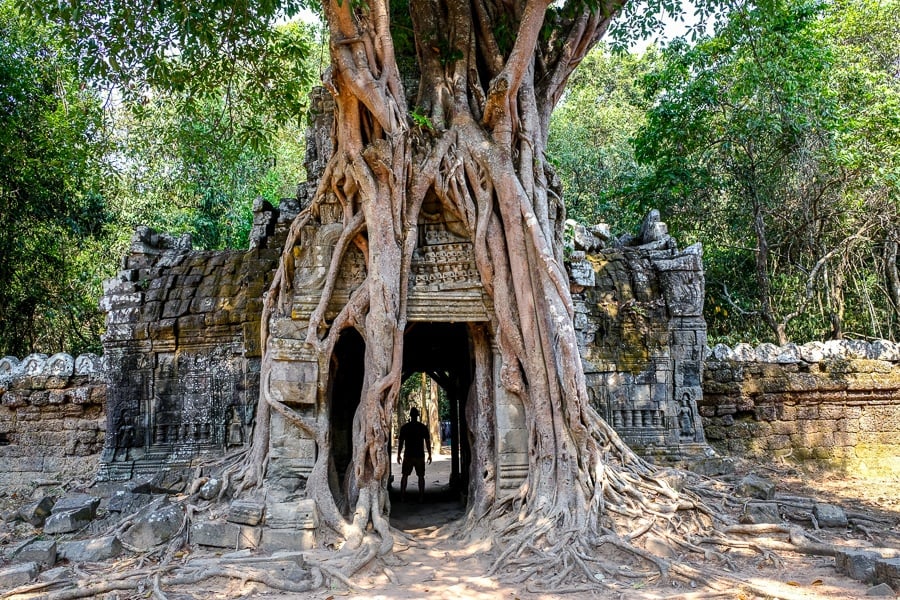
[228,500,264,526]
[740,502,781,525]
[58,535,123,562]
[813,503,848,528]
[119,502,184,551]
[127,470,187,494]
[0,562,38,589]
[52,494,100,518]
[107,490,155,515]
[191,521,261,549]
[866,583,895,596]
[44,506,97,535]
[38,566,72,582]
[874,558,900,591]
[12,538,56,567]
[836,549,881,583]
[43,493,102,534]
[198,477,222,500]
[735,474,775,500]
[18,496,56,527]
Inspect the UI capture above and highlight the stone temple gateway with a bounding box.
[96,89,716,548]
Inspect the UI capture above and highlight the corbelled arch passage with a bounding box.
[399,321,473,497]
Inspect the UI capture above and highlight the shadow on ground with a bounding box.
[388,450,466,532]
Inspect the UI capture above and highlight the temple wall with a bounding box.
[97,220,288,480]
[701,340,900,476]
[567,211,713,468]
[0,354,106,489]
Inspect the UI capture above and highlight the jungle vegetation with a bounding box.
[1,0,897,352]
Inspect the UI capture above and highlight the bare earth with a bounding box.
[2,452,898,599]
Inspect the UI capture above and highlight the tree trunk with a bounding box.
[237,0,725,586]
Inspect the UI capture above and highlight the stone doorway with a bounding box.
[389,322,473,528]
[327,328,365,509]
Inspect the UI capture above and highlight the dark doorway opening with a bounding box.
[391,322,473,530]
[328,328,365,510]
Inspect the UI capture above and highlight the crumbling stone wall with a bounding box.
[701,340,900,476]
[98,218,291,480]
[0,353,106,488]
[567,210,714,467]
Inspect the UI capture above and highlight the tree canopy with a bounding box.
[0,2,319,356]
[546,0,900,344]
[0,0,111,355]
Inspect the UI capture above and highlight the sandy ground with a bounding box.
[2,452,898,599]
[174,453,900,600]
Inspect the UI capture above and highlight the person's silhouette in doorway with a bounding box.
[397,407,432,502]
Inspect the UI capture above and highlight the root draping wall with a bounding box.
[701,340,900,476]
[0,353,106,488]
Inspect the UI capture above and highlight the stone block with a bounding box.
[18,496,56,526]
[58,536,122,563]
[44,508,95,534]
[191,520,261,549]
[52,494,100,517]
[228,500,265,526]
[119,502,184,551]
[107,490,155,515]
[0,562,38,589]
[13,539,56,566]
[865,583,896,596]
[260,528,316,552]
[836,550,881,583]
[38,566,72,582]
[268,360,317,406]
[735,474,775,500]
[739,502,781,525]
[813,503,848,528]
[199,478,222,500]
[266,499,318,530]
[874,558,900,590]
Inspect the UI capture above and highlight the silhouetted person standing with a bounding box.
[397,407,432,502]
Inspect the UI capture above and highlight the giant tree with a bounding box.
[32,0,811,592]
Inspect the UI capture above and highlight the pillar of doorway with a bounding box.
[425,376,441,452]
[449,389,460,488]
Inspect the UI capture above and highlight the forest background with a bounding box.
[1,0,897,358]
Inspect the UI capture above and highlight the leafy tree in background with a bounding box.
[0,0,112,356]
[547,45,660,230]
[109,93,309,253]
[106,19,321,253]
[632,0,900,344]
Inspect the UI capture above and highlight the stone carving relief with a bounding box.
[410,199,482,293]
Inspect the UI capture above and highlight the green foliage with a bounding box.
[548,45,660,230]
[109,94,308,252]
[25,0,319,149]
[629,0,900,343]
[0,0,112,355]
[0,2,319,356]
[410,107,434,131]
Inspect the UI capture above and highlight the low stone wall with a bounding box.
[0,353,106,489]
[701,340,900,476]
